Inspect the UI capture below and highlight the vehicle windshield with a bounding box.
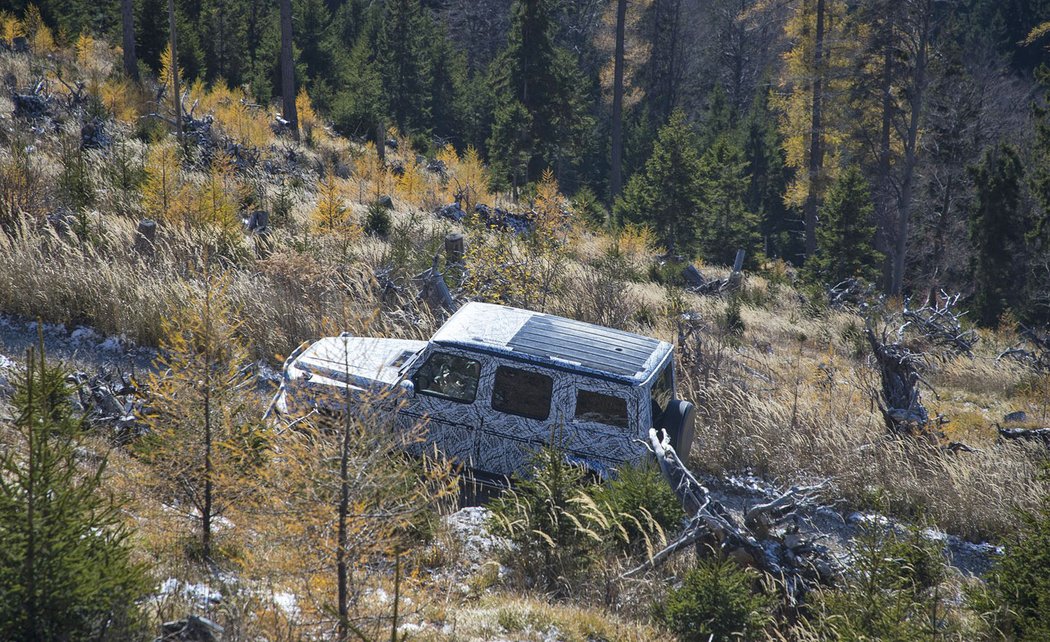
[397,347,425,376]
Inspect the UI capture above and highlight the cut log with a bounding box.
[444,233,465,265]
[133,219,157,256]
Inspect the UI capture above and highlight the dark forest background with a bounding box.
[13,0,1050,326]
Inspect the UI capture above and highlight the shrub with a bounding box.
[801,521,949,640]
[719,296,746,340]
[970,469,1050,640]
[592,462,684,557]
[488,445,596,596]
[658,557,774,642]
[366,199,393,237]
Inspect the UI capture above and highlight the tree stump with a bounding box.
[727,248,745,291]
[133,219,157,257]
[444,233,465,265]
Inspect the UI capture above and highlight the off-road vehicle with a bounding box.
[269,302,696,478]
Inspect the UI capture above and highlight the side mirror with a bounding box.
[399,379,415,396]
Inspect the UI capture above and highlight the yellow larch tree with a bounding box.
[0,11,24,43]
[772,0,861,251]
[295,87,319,143]
[22,5,53,53]
[141,141,185,224]
[311,164,358,239]
[139,273,265,561]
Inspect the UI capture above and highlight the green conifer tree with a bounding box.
[378,0,433,135]
[807,165,883,284]
[0,340,147,641]
[488,0,591,185]
[969,144,1026,327]
[613,110,703,254]
[696,134,761,267]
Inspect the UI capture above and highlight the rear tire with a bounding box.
[659,399,696,458]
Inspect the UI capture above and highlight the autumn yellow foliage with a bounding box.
[0,11,23,43]
[141,142,185,224]
[192,82,272,149]
[22,5,53,53]
[353,142,393,199]
[311,164,359,240]
[295,87,321,143]
[436,144,491,211]
[773,0,860,208]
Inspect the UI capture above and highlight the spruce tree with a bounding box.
[806,165,883,284]
[0,340,147,641]
[743,93,800,263]
[969,143,1026,327]
[488,0,591,185]
[613,110,702,254]
[378,0,433,136]
[1026,65,1050,326]
[696,133,761,267]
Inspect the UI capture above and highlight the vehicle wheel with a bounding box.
[660,399,696,458]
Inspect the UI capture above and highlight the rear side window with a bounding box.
[492,365,552,420]
[413,352,481,403]
[574,390,629,429]
[650,362,674,425]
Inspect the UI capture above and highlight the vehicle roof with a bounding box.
[430,302,673,385]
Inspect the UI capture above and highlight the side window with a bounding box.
[491,365,552,420]
[413,352,481,403]
[650,362,674,426]
[574,389,630,429]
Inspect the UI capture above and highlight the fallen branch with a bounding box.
[623,429,836,602]
[902,291,977,356]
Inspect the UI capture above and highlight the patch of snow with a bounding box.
[255,360,281,383]
[98,335,132,354]
[272,591,299,619]
[70,326,101,345]
[156,577,222,607]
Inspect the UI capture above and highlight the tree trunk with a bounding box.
[891,2,930,296]
[280,0,299,141]
[167,0,182,142]
[202,284,213,560]
[609,0,627,204]
[877,18,895,290]
[337,349,352,641]
[803,0,826,258]
[121,0,138,81]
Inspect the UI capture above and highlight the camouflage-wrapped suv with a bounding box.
[269,302,696,478]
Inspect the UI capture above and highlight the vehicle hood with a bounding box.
[293,336,427,388]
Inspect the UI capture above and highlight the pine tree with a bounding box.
[743,93,800,262]
[378,0,433,136]
[969,144,1026,327]
[613,110,702,254]
[140,275,264,560]
[488,0,592,186]
[806,165,883,284]
[696,133,760,267]
[0,339,147,641]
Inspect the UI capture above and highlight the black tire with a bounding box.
[659,399,696,457]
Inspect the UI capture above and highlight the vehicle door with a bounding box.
[561,377,643,475]
[476,361,566,476]
[400,348,487,469]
